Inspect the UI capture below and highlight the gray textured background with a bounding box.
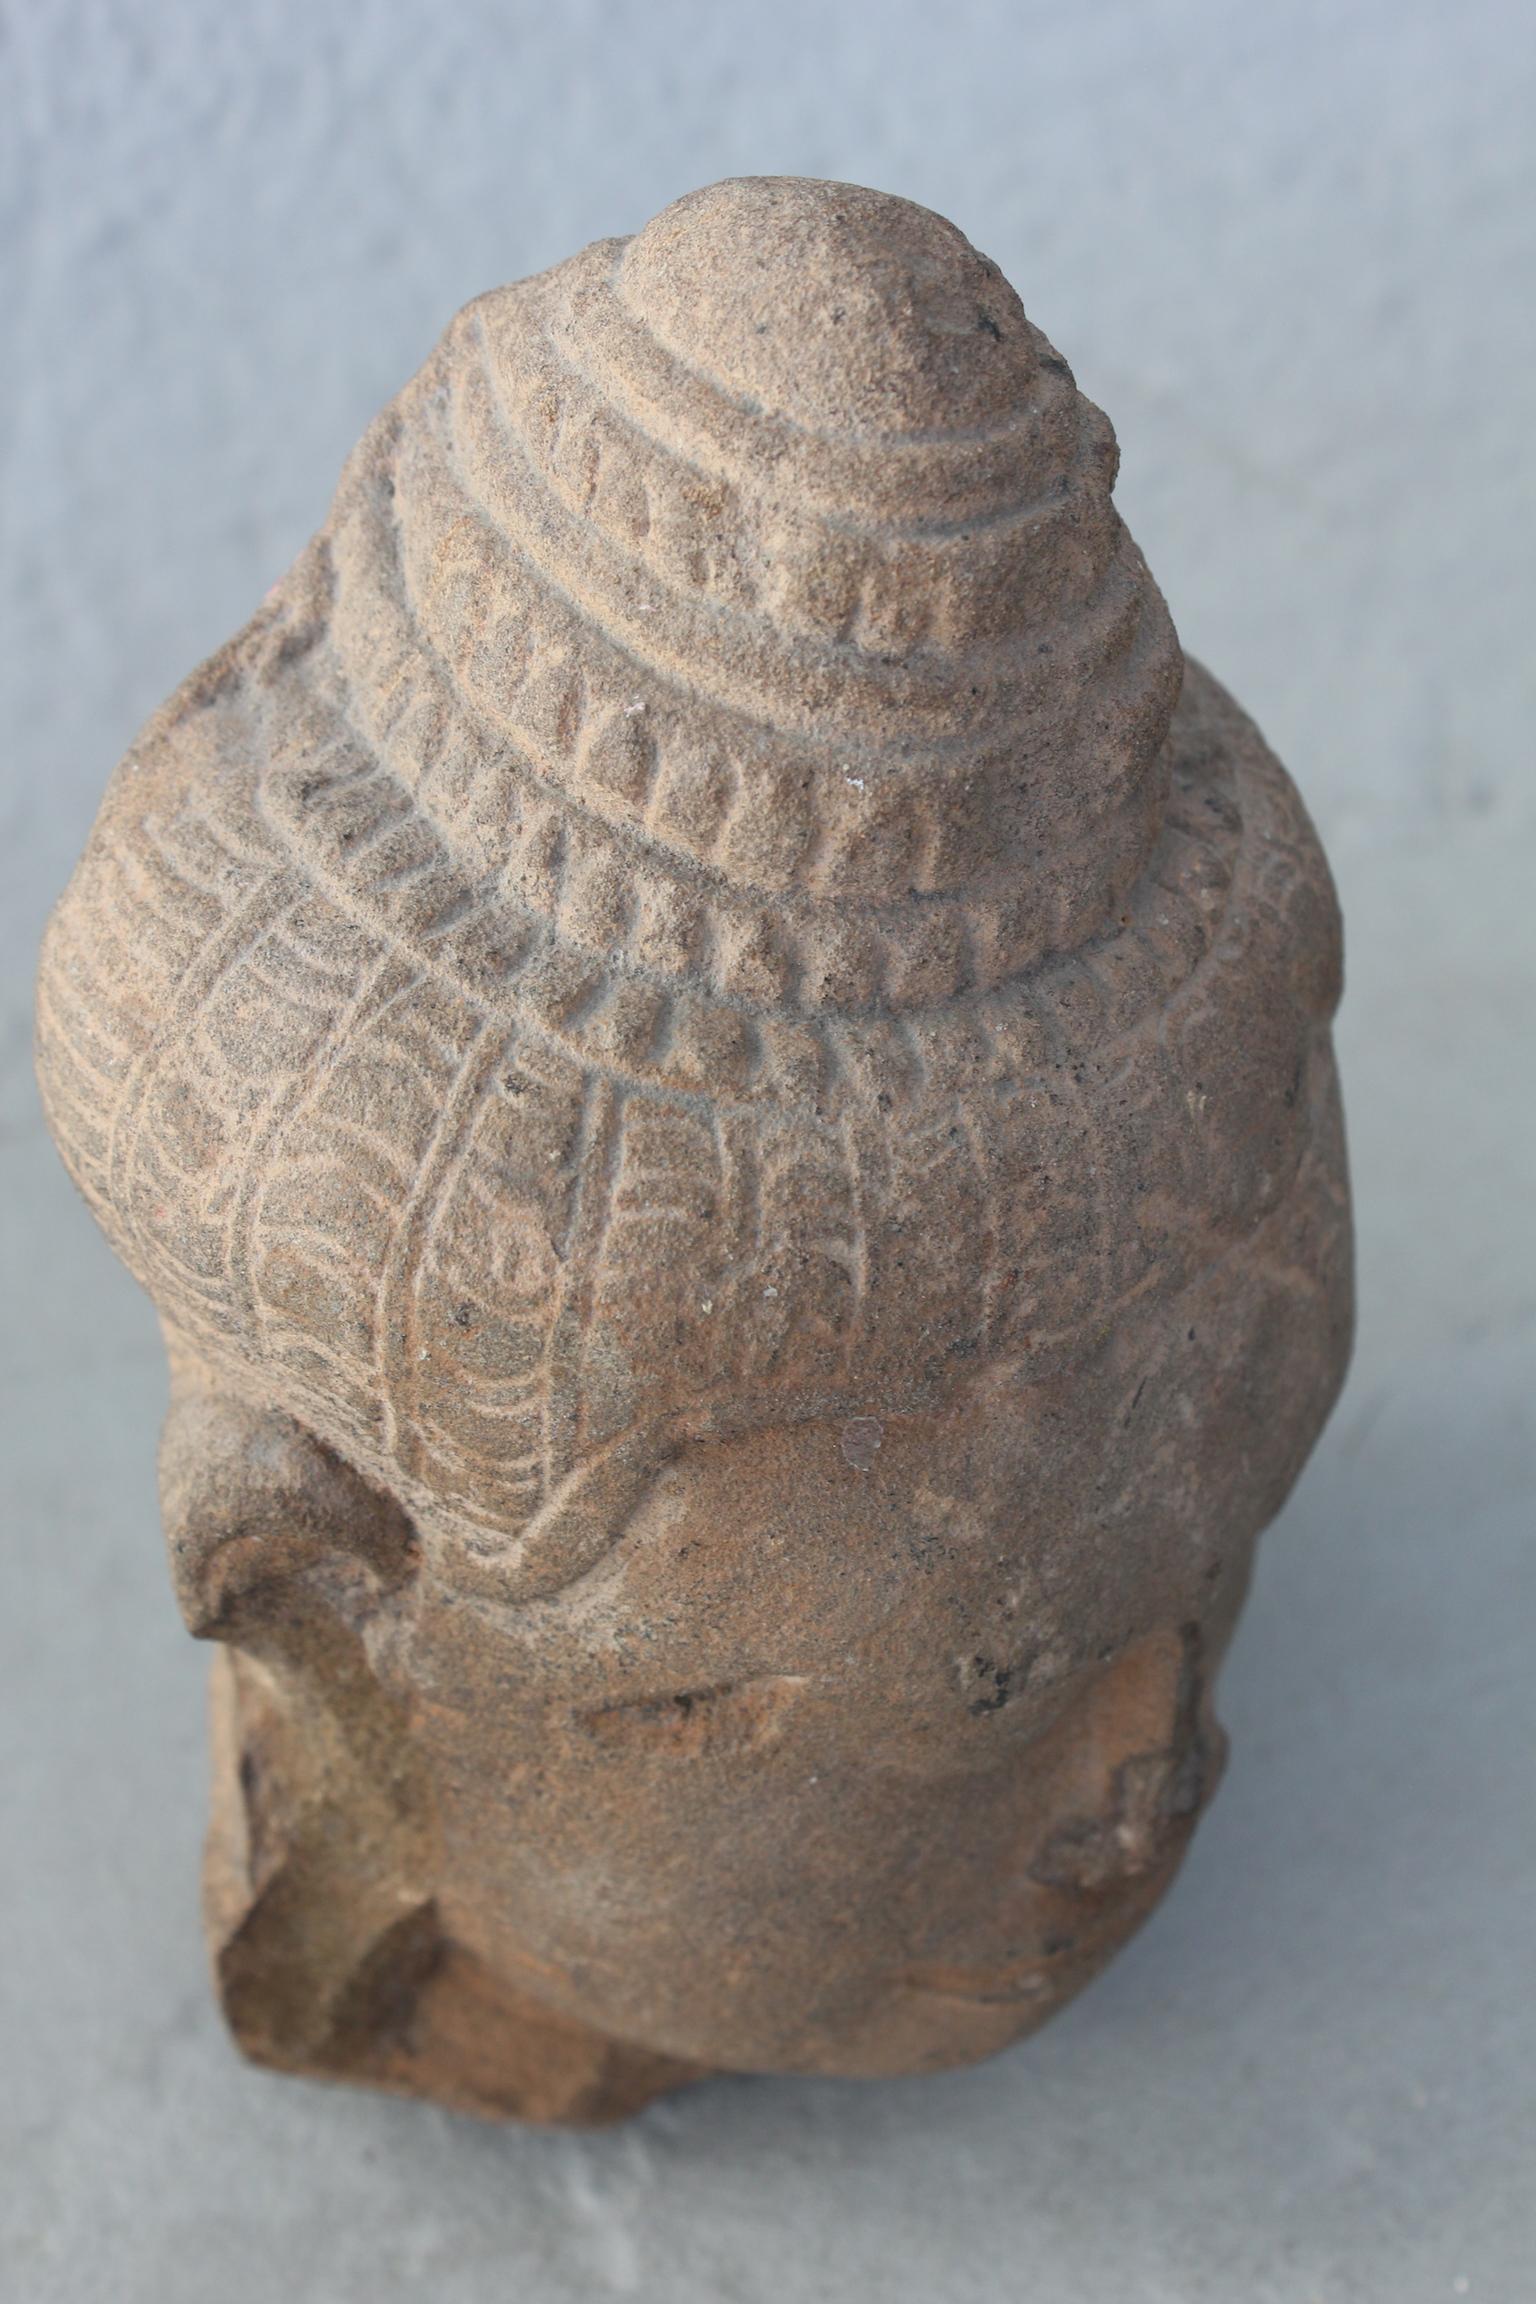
[3,3,1533,2299]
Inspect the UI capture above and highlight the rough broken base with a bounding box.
[205,1651,707,2124]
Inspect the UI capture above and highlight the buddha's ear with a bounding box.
[156,1353,417,1641]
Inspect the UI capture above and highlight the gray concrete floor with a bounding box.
[3,4,1533,2298]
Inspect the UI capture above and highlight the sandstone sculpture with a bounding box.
[35,178,1353,2123]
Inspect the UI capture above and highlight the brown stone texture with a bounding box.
[35,177,1353,2121]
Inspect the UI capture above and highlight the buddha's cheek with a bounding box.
[394,1405,1225,2074]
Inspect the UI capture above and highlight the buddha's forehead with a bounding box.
[382,1106,1345,1746]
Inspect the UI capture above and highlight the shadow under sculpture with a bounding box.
[35,178,1353,2123]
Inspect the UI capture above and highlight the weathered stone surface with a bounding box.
[35,176,1352,2121]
